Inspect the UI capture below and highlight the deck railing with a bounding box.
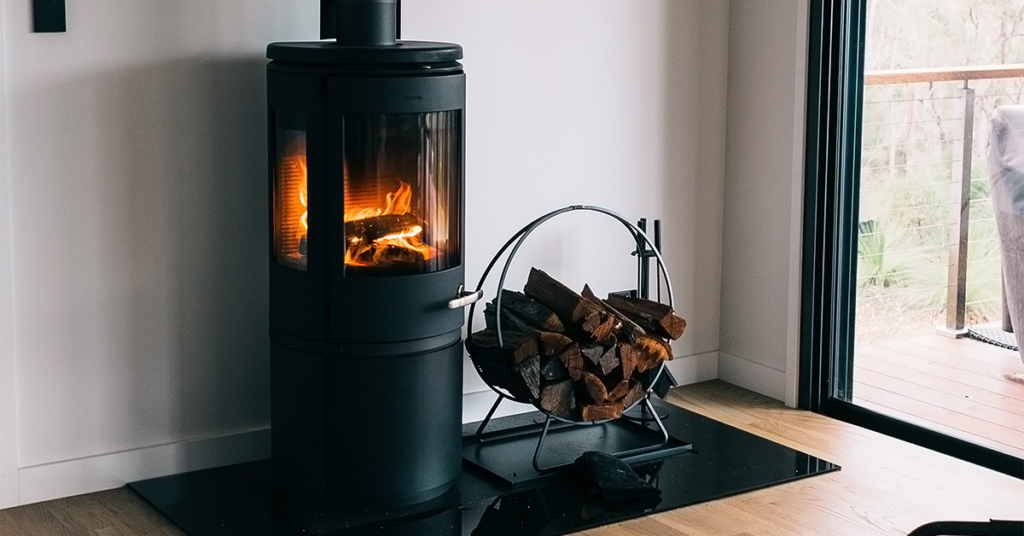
[859,64,1024,339]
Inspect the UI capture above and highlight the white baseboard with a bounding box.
[663,351,719,386]
[16,427,270,506]
[11,352,724,507]
[718,352,787,402]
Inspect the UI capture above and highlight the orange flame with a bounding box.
[295,157,308,231]
[344,182,434,266]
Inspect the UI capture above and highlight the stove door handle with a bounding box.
[447,285,484,310]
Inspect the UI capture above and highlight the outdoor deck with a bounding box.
[853,333,1024,460]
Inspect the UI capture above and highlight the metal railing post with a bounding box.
[939,85,975,337]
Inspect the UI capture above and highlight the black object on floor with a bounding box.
[129,400,839,536]
[967,326,1019,351]
[462,411,691,488]
[907,519,1024,536]
[574,451,662,505]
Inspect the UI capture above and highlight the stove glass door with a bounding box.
[341,111,461,276]
[273,110,309,271]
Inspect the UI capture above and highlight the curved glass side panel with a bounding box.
[342,111,461,276]
[274,111,309,271]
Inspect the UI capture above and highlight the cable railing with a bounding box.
[858,64,1024,341]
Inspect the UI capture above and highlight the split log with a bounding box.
[558,343,584,381]
[524,268,617,343]
[540,380,576,420]
[467,328,538,365]
[587,315,620,345]
[514,355,541,400]
[466,334,532,400]
[581,402,624,422]
[581,344,619,376]
[617,343,640,378]
[597,347,621,377]
[606,380,631,402]
[484,303,573,359]
[605,294,687,340]
[582,284,645,343]
[539,331,574,357]
[633,335,673,373]
[580,371,609,404]
[496,290,565,332]
[580,343,605,367]
[540,355,569,381]
[620,381,648,409]
[484,302,539,336]
[470,268,684,422]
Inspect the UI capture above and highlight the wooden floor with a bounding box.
[854,333,1024,459]
[2,380,1023,536]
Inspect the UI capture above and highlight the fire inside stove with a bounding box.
[340,112,461,276]
[275,120,309,272]
[272,110,461,276]
[343,181,435,267]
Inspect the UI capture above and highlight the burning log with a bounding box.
[344,213,424,244]
[605,293,687,340]
[467,267,685,421]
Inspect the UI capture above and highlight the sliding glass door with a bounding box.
[801,0,1024,478]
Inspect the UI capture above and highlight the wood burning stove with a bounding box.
[266,0,477,509]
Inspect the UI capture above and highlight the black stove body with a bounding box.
[267,0,467,509]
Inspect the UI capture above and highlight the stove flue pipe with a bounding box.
[321,0,400,46]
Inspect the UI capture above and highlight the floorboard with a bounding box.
[2,380,1022,536]
[854,333,1024,459]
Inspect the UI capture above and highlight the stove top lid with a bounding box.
[267,40,462,65]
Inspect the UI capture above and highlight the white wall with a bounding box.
[0,0,318,507]
[402,1,730,421]
[0,0,19,508]
[0,1,731,506]
[719,0,809,406]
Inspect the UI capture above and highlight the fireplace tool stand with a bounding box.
[465,205,689,478]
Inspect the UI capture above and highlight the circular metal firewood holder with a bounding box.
[466,205,676,471]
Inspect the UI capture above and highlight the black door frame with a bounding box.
[799,0,1024,480]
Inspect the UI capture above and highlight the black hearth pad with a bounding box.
[129,400,839,536]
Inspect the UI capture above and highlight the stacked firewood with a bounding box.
[467,268,686,422]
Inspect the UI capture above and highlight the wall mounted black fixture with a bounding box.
[32,0,66,33]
